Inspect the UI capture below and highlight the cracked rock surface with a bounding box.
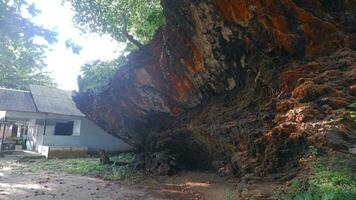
[74,0,356,175]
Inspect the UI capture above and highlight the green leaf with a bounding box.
[78,57,127,92]
[321,192,335,200]
[66,0,164,47]
[0,0,57,89]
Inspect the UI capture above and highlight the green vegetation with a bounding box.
[225,189,233,200]
[67,0,164,49]
[64,39,82,55]
[67,0,164,91]
[0,0,57,89]
[17,153,135,180]
[348,102,356,122]
[309,145,319,157]
[275,148,356,200]
[64,159,129,180]
[78,57,126,92]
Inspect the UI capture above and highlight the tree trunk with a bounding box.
[122,28,144,49]
[121,15,143,49]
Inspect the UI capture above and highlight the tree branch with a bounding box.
[121,16,144,49]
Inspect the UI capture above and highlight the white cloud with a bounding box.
[27,0,125,90]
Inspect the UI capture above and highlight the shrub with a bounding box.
[275,156,356,200]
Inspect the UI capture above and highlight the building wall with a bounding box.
[5,111,132,152]
[43,118,132,152]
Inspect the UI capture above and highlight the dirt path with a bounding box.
[127,171,237,200]
[0,156,239,200]
[0,159,157,200]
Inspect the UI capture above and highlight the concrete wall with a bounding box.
[41,146,88,158]
[43,118,132,152]
[5,111,132,153]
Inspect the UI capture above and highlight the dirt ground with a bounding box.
[0,155,239,200]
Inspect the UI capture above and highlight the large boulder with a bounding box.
[74,0,356,175]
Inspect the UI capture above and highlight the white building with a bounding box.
[0,85,132,157]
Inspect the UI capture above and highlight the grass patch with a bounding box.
[16,153,135,180]
[275,151,356,200]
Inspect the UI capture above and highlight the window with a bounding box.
[54,121,74,136]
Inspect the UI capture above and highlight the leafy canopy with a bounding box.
[0,0,57,90]
[78,57,127,92]
[70,0,164,92]
[67,0,164,48]
[65,39,82,55]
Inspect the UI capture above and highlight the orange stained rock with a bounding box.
[245,0,340,56]
[279,63,320,96]
[264,131,273,141]
[213,0,251,26]
[170,107,183,116]
[250,0,300,53]
[180,41,205,75]
[215,0,302,54]
[269,13,298,53]
[272,29,298,53]
[290,0,338,56]
[168,72,191,102]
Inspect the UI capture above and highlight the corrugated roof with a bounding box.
[0,88,37,112]
[29,85,85,117]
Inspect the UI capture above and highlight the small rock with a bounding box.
[241,173,254,184]
[349,84,356,96]
[349,148,356,155]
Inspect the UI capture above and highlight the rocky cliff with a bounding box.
[74,0,356,176]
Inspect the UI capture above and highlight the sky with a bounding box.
[25,0,125,91]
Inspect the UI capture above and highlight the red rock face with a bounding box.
[74,0,355,174]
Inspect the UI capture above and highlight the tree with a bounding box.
[0,0,57,90]
[67,0,164,49]
[78,57,127,92]
[65,39,82,55]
